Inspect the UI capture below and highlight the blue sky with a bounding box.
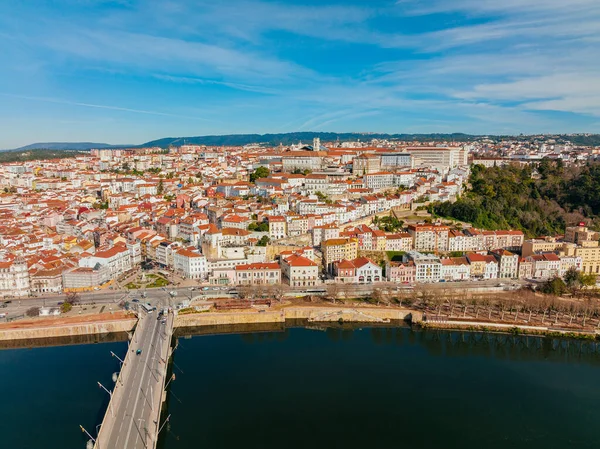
[1,0,600,148]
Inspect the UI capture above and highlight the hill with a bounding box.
[0,149,89,163]
[141,132,477,147]
[8,142,126,151]
[432,160,600,237]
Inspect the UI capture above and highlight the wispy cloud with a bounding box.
[0,93,212,121]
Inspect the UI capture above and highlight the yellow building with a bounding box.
[322,238,358,273]
[522,237,563,257]
[564,240,600,275]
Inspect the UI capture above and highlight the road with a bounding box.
[96,305,173,449]
[0,279,527,321]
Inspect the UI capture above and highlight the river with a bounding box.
[2,326,600,449]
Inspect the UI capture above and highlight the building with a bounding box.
[490,249,519,279]
[564,224,599,245]
[405,251,442,283]
[405,146,468,169]
[173,248,207,279]
[386,261,415,284]
[385,233,413,252]
[380,152,412,169]
[79,244,132,279]
[235,262,281,285]
[313,224,339,247]
[268,216,287,240]
[30,267,63,294]
[353,154,381,175]
[440,257,471,281]
[564,240,600,275]
[527,253,561,279]
[522,237,563,257]
[408,224,449,253]
[321,238,359,274]
[281,254,320,287]
[333,257,382,283]
[63,266,111,291]
[0,257,30,297]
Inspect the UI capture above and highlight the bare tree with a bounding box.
[270,283,290,302]
[236,284,254,300]
[326,283,342,304]
[65,291,80,305]
[26,306,40,317]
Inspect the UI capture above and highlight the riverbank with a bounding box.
[0,311,136,342]
[419,318,600,340]
[2,303,599,345]
[174,305,421,328]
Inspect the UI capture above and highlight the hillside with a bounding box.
[9,142,122,151]
[432,161,600,237]
[7,132,600,152]
[141,132,477,147]
[0,149,88,163]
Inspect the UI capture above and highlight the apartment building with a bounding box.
[281,254,320,287]
[235,262,281,285]
[322,238,359,274]
[408,224,449,253]
[0,257,30,297]
[268,216,287,240]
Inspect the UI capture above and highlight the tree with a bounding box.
[540,276,568,296]
[257,236,270,246]
[237,284,254,300]
[26,306,40,317]
[157,179,164,195]
[564,267,580,289]
[326,283,341,304]
[65,292,80,305]
[60,302,73,313]
[248,222,269,232]
[270,284,290,302]
[250,166,270,183]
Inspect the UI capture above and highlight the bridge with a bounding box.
[92,306,175,449]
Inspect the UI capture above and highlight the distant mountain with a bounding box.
[7,132,600,153]
[141,132,478,147]
[7,142,130,151]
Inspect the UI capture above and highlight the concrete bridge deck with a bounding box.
[94,308,174,449]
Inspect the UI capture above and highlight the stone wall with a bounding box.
[0,319,136,341]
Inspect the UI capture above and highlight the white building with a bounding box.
[174,248,207,279]
[281,254,320,287]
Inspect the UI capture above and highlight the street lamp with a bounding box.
[97,382,114,417]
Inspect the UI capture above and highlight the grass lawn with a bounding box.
[386,251,406,262]
[147,277,169,288]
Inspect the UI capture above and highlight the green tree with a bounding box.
[250,166,270,183]
[157,179,164,195]
[540,276,567,296]
[257,235,270,246]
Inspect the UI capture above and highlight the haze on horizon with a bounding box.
[1,0,600,149]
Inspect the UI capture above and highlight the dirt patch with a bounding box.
[0,311,133,330]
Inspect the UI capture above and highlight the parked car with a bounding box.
[136,349,142,355]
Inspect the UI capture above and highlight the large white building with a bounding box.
[281,254,320,287]
[405,251,442,283]
[405,146,468,170]
[174,248,207,279]
[0,257,30,297]
[79,244,132,279]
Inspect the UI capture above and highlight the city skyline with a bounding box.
[2,0,600,148]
